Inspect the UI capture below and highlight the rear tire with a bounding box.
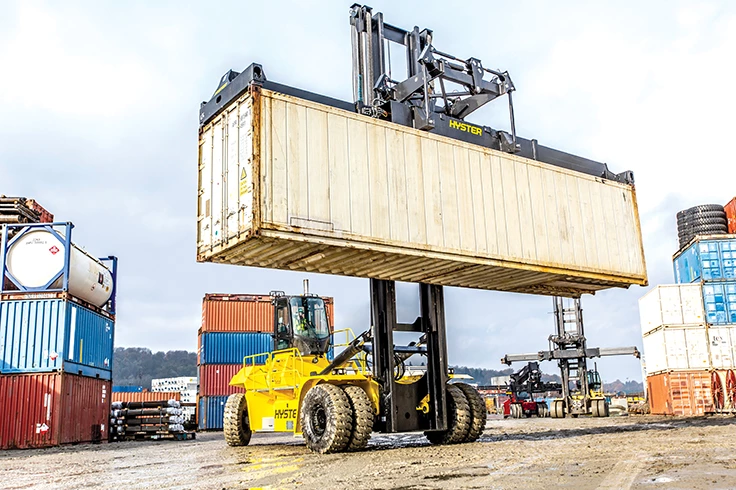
[455,383,486,442]
[536,402,547,418]
[223,393,252,447]
[425,385,471,445]
[342,385,373,451]
[300,384,353,453]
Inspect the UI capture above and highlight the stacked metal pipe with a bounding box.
[0,196,52,225]
[110,400,186,440]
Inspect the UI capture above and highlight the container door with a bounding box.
[663,328,689,369]
[642,329,666,374]
[720,240,736,279]
[684,328,709,370]
[660,286,684,325]
[198,127,213,249]
[680,284,705,325]
[236,100,254,236]
[211,119,225,246]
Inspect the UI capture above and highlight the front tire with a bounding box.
[223,393,252,447]
[342,385,374,451]
[425,384,471,445]
[454,383,486,442]
[300,384,353,454]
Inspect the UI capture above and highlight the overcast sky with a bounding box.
[2,1,735,383]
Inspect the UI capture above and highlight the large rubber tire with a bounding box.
[223,393,252,447]
[536,402,547,418]
[551,400,565,418]
[591,399,600,417]
[678,204,725,217]
[455,383,486,442]
[425,385,471,445]
[342,385,373,451]
[300,384,353,453]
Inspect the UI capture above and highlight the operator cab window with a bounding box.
[276,305,290,349]
[290,297,330,340]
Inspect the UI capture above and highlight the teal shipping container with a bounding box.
[0,297,114,379]
[198,332,273,365]
[674,237,736,283]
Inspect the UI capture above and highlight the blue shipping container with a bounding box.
[674,238,736,283]
[0,298,114,379]
[112,385,143,393]
[199,332,273,365]
[198,395,228,430]
[702,282,736,324]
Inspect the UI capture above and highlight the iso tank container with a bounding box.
[0,297,114,379]
[0,372,110,449]
[201,293,334,333]
[673,236,736,283]
[197,86,647,296]
[199,364,245,397]
[197,332,272,365]
[198,395,227,430]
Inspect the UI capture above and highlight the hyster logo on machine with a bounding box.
[449,119,482,136]
[275,408,297,419]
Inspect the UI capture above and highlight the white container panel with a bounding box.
[642,329,667,374]
[685,328,711,370]
[197,88,647,295]
[663,328,690,370]
[709,326,736,369]
[638,284,704,335]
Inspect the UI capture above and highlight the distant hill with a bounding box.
[451,366,514,385]
[113,347,196,389]
[604,379,644,394]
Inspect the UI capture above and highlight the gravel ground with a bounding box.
[1,415,736,490]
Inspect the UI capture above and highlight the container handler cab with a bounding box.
[224,280,486,453]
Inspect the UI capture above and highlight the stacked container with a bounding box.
[641,230,736,415]
[0,222,117,448]
[151,377,197,424]
[196,293,334,430]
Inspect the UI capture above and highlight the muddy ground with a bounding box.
[2,415,736,490]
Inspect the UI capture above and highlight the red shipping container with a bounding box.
[0,372,110,449]
[199,364,247,396]
[647,371,714,416]
[25,199,54,223]
[725,197,736,234]
[111,391,181,404]
[200,293,334,333]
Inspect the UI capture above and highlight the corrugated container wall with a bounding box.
[642,327,711,374]
[201,294,334,332]
[0,298,114,379]
[197,87,647,296]
[702,282,736,324]
[673,236,736,283]
[198,332,272,365]
[647,371,714,416]
[199,364,245,397]
[198,395,227,430]
[0,372,110,449]
[638,284,704,335]
[112,385,143,393]
[724,198,736,234]
[110,391,181,404]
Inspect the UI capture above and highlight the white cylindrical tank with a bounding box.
[6,229,113,307]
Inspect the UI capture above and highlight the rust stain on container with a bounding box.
[111,391,181,403]
[0,373,110,449]
[647,371,715,416]
[200,293,334,333]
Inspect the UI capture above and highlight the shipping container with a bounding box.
[702,282,736,324]
[198,364,246,397]
[201,293,334,333]
[197,332,272,365]
[673,236,736,283]
[0,297,114,379]
[708,325,736,370]
[642,326,711,374]
[196,87,647,296]
[638,284,704,335]
[112,385,143,393]
[110,391,181,404]
[725,197,736,235]
[647,371,714,416]
[151,376,197,392]
[0,372,110,449]
[198,395,228,430]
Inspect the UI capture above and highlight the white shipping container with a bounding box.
[642,326,711,374]
[638,284,704,335]
[197,87,647,295]
[708,326,736,369]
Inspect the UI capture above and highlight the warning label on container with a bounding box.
[49,246,59,255]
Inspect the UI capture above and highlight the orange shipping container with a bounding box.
[725,197,736,234]
[200,293,334,333]
[111,391,181,404]
[647,371,714,416]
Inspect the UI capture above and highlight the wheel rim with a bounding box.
[712,371,725,410]
[311,405,327,436]
[727,370,736,407]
